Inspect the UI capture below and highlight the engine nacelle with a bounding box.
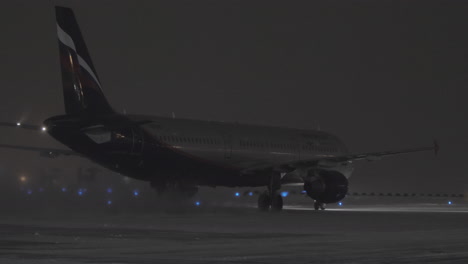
[304,170,348,203]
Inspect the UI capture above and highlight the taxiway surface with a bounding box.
[1,205,468,264]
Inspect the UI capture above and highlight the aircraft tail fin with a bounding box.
[55,6,114,115]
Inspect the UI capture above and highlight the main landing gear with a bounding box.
[314,201,326,211]
[257,172,283,211]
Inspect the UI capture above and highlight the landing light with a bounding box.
[235,192,240,197]
[280,191,289,197]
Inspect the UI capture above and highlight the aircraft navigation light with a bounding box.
[338,202,343,206]
[235,192,240,197]
[16,122,21,126]
[195,201,201,206]
[107,200,112,205]
[448,201,452,205]
[107,187,112,194]
[133,190,139,197]
[281,191,289,197]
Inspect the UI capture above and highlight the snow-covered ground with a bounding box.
[1,204,468,263]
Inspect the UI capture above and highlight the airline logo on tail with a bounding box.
[55,6,114,115]
[57,24,102,90]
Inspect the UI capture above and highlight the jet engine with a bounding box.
[303,170,348,203]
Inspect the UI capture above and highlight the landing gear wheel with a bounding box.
[271,194,283,211]
[258,191,271,211]
[314,201,325,211]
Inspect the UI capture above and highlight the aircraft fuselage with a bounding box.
[44,113,353,188]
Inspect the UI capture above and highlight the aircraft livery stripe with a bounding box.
[56,24,102,89]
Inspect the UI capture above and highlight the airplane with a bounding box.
[0,6,438,211]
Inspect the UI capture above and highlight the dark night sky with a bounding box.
[0,0,467,193]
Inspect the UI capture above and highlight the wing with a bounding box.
[0,121,78,158]
[0,143,79,158]
[290,140,439,169]
[0,121,46,131]
[242,141,439,182]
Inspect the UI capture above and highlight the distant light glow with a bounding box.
[280,191,289,197]
[19,176,27,183]
[107,188,112,194]
[133,190,139,197]
[448,201,452,205]
[27,189,32,195]
[195,201,201,206]
[107,200,112,205]
[61,187,67,192]
[248,192,253,196]
[41,126,47,131]
[338,202,343,206]
[235,192,240,197]
[16,122,21,126]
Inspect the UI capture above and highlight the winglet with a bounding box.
[434,140,439,156]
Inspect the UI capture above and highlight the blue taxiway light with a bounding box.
[78,191,83,196]
[133,190,139,197]
[338,202,343,206]
[39,188,44,192]
[195,201,201,206]
[248,192,253,196]
[235,192,240,197]
[107,200,112,205]
[301,190,307,194]
[61,187,67,192]
[107,188,113,194]
[280,191,289,197]
[448,201,452,205]
[27,189,32,195]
